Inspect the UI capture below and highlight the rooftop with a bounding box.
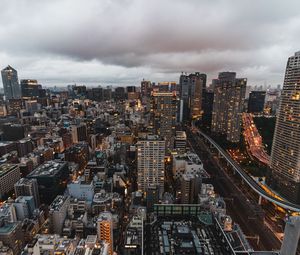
[65,143,88,153]
[85,235,97,244]
[49,195,69,211]
[27,160,66,177]
[15,196,33,203]
[0,141,15,147]
[0,204,14,218]
[93,191,120,204]
[2,65,16,72]
[0,221,17,234]
[149,216,227,254]
[0,164,19,178]
[97,211,112,222]
[15,178,36,186]
[174,152,203,165]
[175,131,187,140]
[138,134,164,141]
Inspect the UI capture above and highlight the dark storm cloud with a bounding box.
[0,0,300,86]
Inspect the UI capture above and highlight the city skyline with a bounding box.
[1,1,300,254]
[1,0,300,87]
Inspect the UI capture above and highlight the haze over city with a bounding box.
[2,1,300,255]
[1,0,300,86]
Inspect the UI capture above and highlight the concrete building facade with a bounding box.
[137,135,165,197]
[211,72,246,143]
[270,51,300,204]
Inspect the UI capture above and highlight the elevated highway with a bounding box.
[194,129,300,212]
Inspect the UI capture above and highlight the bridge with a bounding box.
[193,129,300,212]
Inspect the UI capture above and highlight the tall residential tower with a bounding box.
[179,72,206,122]
[150,91,177,150]
[211,72,246,143]
[270,51,300,204]
[137,135,165,198]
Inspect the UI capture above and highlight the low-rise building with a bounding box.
[92,191,122,215]
[172,153,207,180]
[0,241,13,255]
[67,176,94,201]
[0,220,24,255]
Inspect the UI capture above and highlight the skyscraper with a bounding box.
[141,79,152,98]
[179,72,206,122]
[1,65,21,99]
[21,79,46,98]
[247,91,266,113]
[201,90,214,131]
[211,72,246,143]
[150,91,177,150]
[137,135,165,197]
[114,86,126,101]
[270,51,300,203]
[97,212,113,255]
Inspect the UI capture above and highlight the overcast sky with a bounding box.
[1,0,300,87]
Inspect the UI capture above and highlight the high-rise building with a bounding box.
[103,87,112,101]
[49,195,70,235]
[127,86,139,100]
[114,86,126,101]
[141,79,152,98]
[97,211,113,255]
[150,91,177,150]
[126,86,136,93]
[20,79,46,98]
[71,123,87,143]
[180,174,201,204]
[14,178,40,208]
[72,85,87,98]
[137,135,165,197]
[91,87,103,101]
[146,184,159,212]
[174,131,187,153]
[0,164,21,199]
[280,216,300,255]
[211,72,246,143]
[270,51,300,203]
[1,66,21,100]
[179,72,206,122]
[27,161,70,204]
[247,91,266,113]
[201,90,214,131]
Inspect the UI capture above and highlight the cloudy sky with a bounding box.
[1,0,300,87]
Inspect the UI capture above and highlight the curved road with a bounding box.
[195,129,300,212]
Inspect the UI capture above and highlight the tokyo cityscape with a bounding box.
[0,1,300,254]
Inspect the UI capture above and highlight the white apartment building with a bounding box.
[137,135,165,197]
